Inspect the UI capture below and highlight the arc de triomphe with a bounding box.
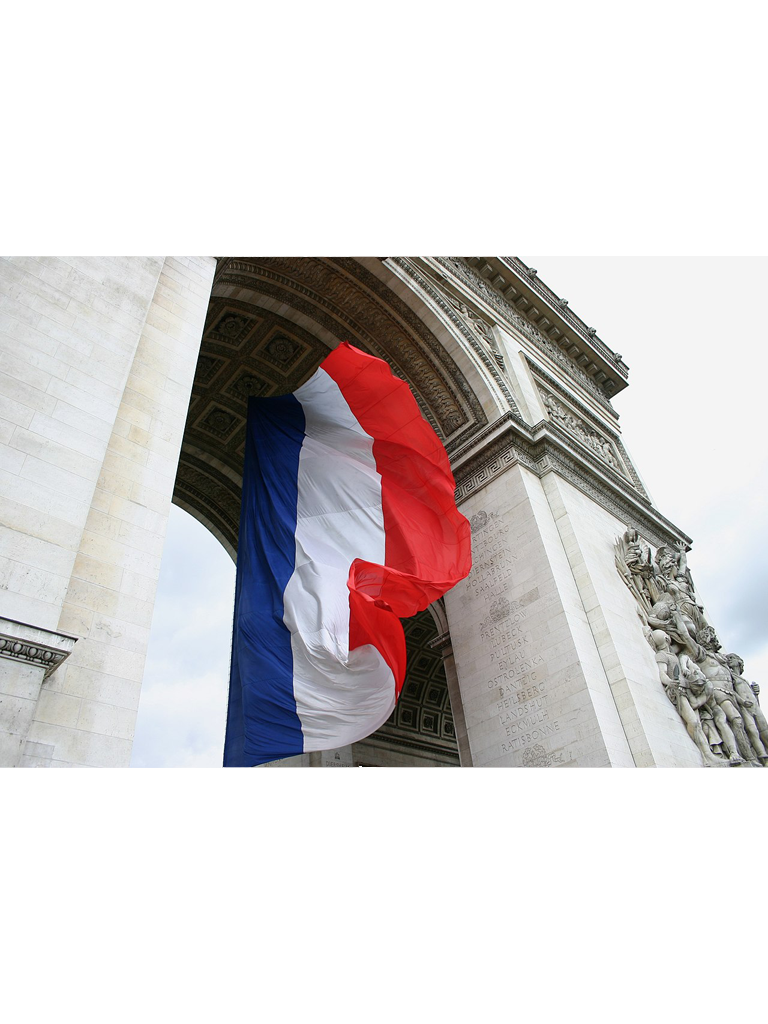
[1,257,759,768]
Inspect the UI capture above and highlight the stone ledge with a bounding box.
[0,617,78,678]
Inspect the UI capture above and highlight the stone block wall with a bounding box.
[446,461,702,767]
[0,257,216,766]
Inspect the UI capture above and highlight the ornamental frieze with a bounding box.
[538,388,626,477]
[0,620,77,678]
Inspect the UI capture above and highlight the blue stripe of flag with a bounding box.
[224,394,306,767]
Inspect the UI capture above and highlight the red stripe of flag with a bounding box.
[321,342,472,698]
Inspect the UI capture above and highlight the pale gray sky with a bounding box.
[132,250,768,767]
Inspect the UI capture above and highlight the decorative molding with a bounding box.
[386,257,520,418]
[219,258,484,441]
[435,257,619,412]
[538,387,627,478]
[0,618,77,678]
[175,451,241,554]
[428,631,453,654]
[501,256,629,377]
[451,414,690,550]
[527,359,648,496]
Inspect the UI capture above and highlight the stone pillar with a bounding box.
[0,256,216,766]
[445,456,706,768]
[446,464,637,767]
[538,472,703,767]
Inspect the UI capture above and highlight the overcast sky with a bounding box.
[131,249,768,767]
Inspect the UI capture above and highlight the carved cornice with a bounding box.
[451,415,690,551]
[0,618,77,678]
[501,257,629,377]
[539,387,626,477]
[434,257,622,412]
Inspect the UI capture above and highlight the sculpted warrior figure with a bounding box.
[649,630,725,766]
[672,614,759,765]
[654,545,678,582]
[622,528,653,578]
[647,581,700,644]
[726,654,768,765]
[615,528,661,611]
[654,541,698,599]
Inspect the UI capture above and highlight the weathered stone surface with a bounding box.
[0,257,215,766]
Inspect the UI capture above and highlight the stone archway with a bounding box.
[172,257,501,766]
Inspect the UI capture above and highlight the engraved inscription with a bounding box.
[457,508,566,764]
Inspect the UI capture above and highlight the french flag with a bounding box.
[224,342,471,767]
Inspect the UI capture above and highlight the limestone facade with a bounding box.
[0,256,743,766]
[0,257,215,766]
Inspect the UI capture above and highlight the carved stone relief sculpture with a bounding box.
[540,390,625,476]
[443,294,506,370]
[615,529,765,767]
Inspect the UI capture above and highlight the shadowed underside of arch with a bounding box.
[172,257,488,556]
[354,608,459,766]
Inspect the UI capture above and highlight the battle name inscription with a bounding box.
[464,507,565,765]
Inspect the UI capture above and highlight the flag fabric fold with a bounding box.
[224,342,471,767]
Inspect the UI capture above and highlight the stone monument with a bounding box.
[0,256,759,766]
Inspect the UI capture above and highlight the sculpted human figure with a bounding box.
[647,582,699,644]
[726,654,768,764]
[601,441,620,470]
[671,613,759,765]
[654,541,696,594]
[649,630,725,766]
[615,529,660,611]
[621,529,653,577]
[671,583,706,638]
[654,545,678,582]
[679,655,729,753]
[616,534,759,767]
